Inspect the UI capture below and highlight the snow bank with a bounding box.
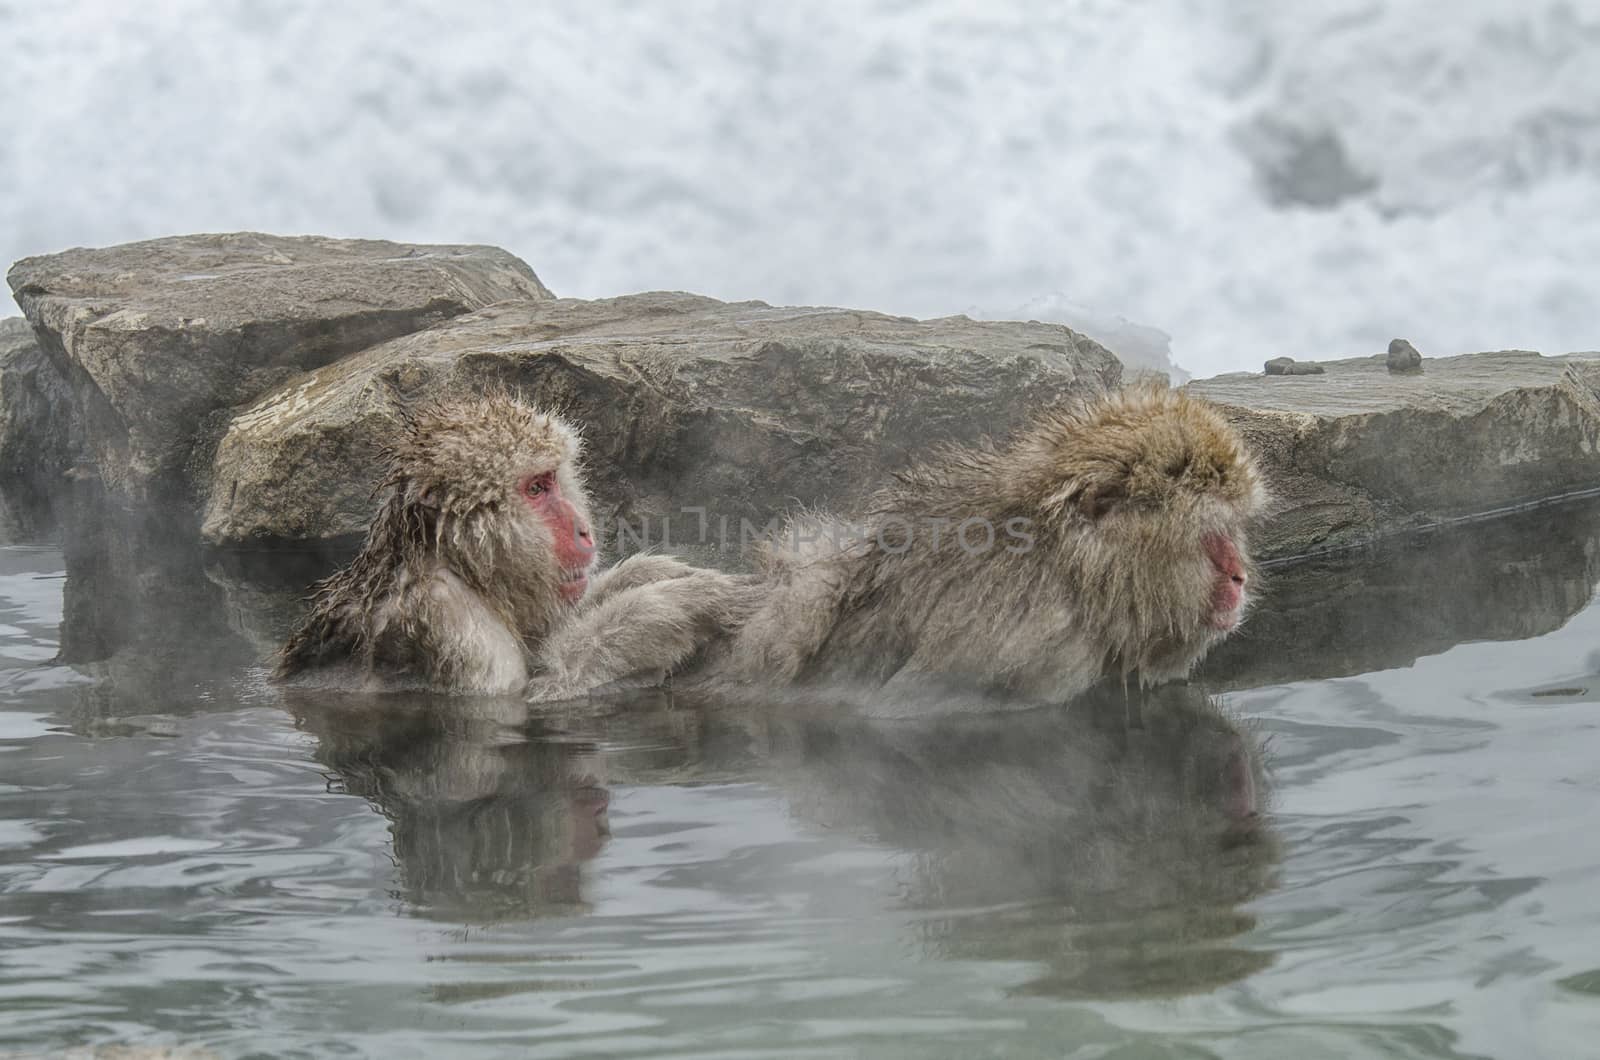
[3,0,1596,377]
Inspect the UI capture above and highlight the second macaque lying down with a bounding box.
[527,384,1268,707]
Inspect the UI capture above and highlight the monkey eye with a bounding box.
[522,472,556,498]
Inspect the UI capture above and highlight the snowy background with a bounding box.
[2,0,1597,378]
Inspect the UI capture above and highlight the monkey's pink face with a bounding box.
[1204,532,1249,631]
[519,470,597,603]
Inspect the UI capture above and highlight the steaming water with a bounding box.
[4,501,1600,1058]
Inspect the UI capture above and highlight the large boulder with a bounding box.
[1188,351,1600,558]
[0,316,79,494]
[201,292,1122,546]
[7,233,554,505]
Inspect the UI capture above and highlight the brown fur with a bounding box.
[527,555,763,702]
[708,384,1267,706]
[276,393,590,692]
[277,393,757,695]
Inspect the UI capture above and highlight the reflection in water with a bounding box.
[1205,495,1600,689]
[45,484,259,734]
[713,683,1279,997]
[289,694,611,921]
[282,681,1282,999]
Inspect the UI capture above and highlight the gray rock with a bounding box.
[0,317,79,493]
[7,232,554,505]
[1188,350,1600,558]
[1263,356,1325,376]
[1387,337,1423,373]
[973,295,1184,381]
[201,292,1121,546]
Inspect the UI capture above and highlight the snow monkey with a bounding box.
[276,392,758,694]
[709,384,1267,707]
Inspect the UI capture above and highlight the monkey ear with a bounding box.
[414,485,442,510]
[1076,463,1133,520]
[1043,477,1123,522]
[1077,483,1123,521]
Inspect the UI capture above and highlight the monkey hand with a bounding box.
[583,553,705,604]
[528,569,761,702]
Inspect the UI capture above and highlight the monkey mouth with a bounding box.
[1208,604,1243,632]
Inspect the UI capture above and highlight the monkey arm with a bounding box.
[583,553,702,604]
[526,571,760,702]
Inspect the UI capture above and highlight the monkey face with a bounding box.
[386,393,600,616]
[1033,386,1265,677]
[1073,497,1258,679]
[517,468,597,603]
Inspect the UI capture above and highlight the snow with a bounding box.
[1,0,1596,378]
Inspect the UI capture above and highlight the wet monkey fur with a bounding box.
[709,385,1267,706]
[276,393,757,695]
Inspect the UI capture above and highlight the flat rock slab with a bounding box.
[202,292,1121,546]
[7,233,553,502]
[1190,350,1600,557]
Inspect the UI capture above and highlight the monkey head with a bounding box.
[384,392,598,613]
[1017,385,1267,682]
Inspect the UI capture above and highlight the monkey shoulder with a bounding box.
[405,567,530,693]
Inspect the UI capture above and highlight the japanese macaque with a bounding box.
[276,393,757,694]
[710,385,1267,707]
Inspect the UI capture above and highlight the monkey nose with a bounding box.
[1232,572,1246,586]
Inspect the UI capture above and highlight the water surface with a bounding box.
[3,501,1600,1058]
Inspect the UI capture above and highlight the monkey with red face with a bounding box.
[276,393,757,695]
[705,385,1266,707]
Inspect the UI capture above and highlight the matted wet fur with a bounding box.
[708,384,1268,706]
[526,553,763,702]
[277,392,758,694]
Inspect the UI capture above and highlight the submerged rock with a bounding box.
[1189,350,1600,558]
[6,233,553,505]
[201,293,1121,546]
[1387,337,1423,373]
